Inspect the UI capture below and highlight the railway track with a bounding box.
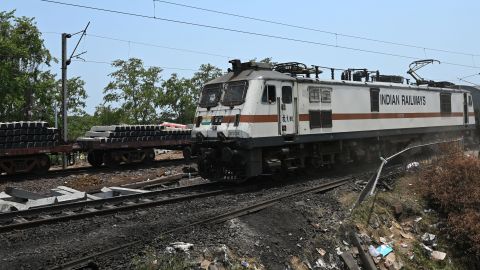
[0,180,230,233]
[49,176,352,270]
[0,157,188,181]
[0,163,405,234]
[0,164,405,269]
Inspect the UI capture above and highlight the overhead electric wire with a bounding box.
[44,31,233,59]
[39,0,480,70]
[72,59,198,71]
[154,0,480,58]
[86,33,233,59]
[458,78,479,87]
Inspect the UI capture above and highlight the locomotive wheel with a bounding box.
[104,152,121,168]
[33,154,51,175]
[87,151,104,167]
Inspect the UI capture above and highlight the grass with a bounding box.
[131,247,192,270]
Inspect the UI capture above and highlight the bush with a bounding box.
[420,151,480,255]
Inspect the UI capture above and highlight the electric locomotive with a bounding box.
[191,59,477,181]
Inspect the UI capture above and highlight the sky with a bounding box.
[3,0,480,114]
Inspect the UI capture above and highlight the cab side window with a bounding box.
[321,89,331,103]
[309,87,320,103]
[370,88,380,112]
[282,86,292,104]
[440,93,452,114]
[262,85,276,104]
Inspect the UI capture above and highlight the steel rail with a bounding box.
[50,177,351,270]
[0,181,225,233]
[164,176,351,234]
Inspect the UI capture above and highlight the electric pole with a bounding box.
[61,33,71,169]
[60,22,90,170]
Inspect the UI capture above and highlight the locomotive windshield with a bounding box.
[221,80,249,106]
[199,83,222,108]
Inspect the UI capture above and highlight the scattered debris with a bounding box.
[5,187,46,200]
[350,246,359,256]
[385,252,403,269]
[0,200,28,212]
[400,231,414,239]
[393,202,403,217]
[368,245,380,257]
[25,197,58,208]
[431,250,447,261]
[314,258,326,268]
[0,184,150,213]
[200,259,211,269]
[316,247,326,256]
[170,242,193,252]
[421,243,433,253]
[406,162,420,171]
[376,244,393,257]
[421,233,436,245]
[108,186,150,195]
[379,237,388,244]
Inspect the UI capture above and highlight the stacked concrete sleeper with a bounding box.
[0,122,60,149]
[77,125,191,145]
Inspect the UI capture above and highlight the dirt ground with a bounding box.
[0,151,187,194]
[0,167,375,270]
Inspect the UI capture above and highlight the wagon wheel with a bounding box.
[87,151,104,167]
[143,148,156,165]
[33,154,51,175]
[3,160,16,175]
[104,152,121,168]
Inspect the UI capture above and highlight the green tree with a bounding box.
[36,77,88,120]
[190,63,223,102]
[161,74,195,124]
[159,64,222,124]
[62,77,88,116]
[0,10,88,128]
[93,104,126,125]
[67,114,97,140]
[249,57,277,66]
[0,10,55,121]
[103,58,162,124]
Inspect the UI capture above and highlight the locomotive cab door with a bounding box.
[464,93,469,125]
[264,81,297,137]
[279,82,296,136]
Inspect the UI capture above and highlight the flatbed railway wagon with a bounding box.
[0,123,191,175]
[77,124,191,168]
[191,60,477,181]
[0,121,67,175]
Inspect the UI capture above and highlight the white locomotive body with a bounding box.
[192,60,476,181]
